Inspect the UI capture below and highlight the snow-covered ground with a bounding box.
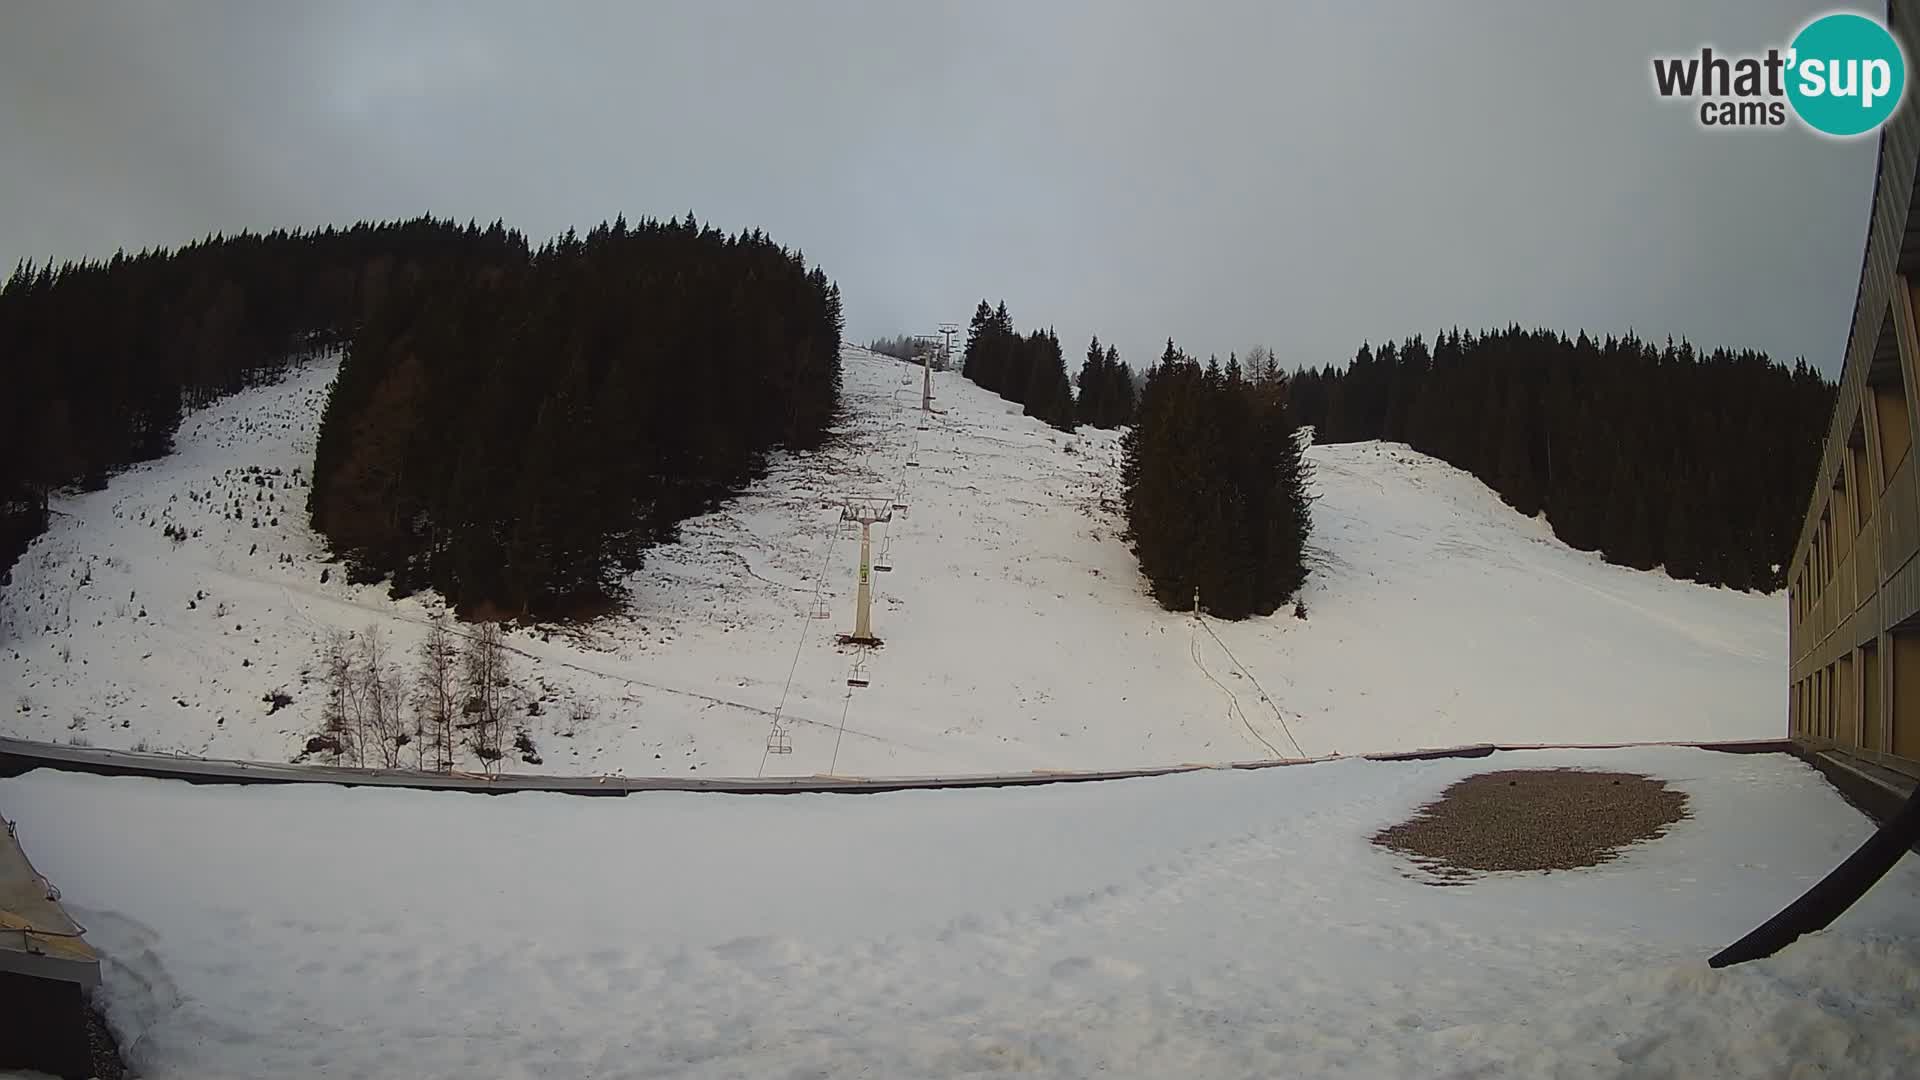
[6,746,1916,1078]
[0,346,1783,778]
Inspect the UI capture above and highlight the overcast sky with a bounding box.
[0,2,1882,374]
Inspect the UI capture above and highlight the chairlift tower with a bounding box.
[939,322,960,372]
[837,501,892,646]
[934,323,961,411]
[921,347,934,412]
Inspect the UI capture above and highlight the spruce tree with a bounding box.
[1121,340,1314,619]
[1077,335,1106,427]
[1495,381,1538,515]
[1023,329,1075,430]
[962,300,992,384]
[1105,345,1135,427]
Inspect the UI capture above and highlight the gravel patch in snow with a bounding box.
[1374,768,1689,879]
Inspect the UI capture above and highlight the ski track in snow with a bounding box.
[1,346,1783,777]
[3,746,1916,1078]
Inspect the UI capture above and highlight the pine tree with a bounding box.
[1105,345,1134,427]
[1023,329,1074,430]
[1264,399,1314,608]
[1385,336,1428,445]
[962,300,992,384]
[992,302,1019,399]
[1121,341,1313,619]
[1495,380,1538,515]
[1077,335,1106,427]
[1661,468,1699,582]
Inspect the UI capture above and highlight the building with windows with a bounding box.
[1788,6,1920,794]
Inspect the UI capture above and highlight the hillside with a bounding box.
[0,346,1783,777]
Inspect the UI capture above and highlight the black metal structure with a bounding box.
[1710,785,1920,967]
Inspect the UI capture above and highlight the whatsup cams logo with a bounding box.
[1652,11,1907,136]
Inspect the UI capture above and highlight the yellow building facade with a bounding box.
[1788,16,1920,782]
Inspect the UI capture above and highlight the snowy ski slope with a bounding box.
[0,346,1784,777]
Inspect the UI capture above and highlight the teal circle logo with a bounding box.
[1787,12,1906,137]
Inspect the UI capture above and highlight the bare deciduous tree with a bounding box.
[1245,345,1280,387]
[320,628,359,765]
[461,621,510,776]
[413,617,459,772]
[359,625,406,769]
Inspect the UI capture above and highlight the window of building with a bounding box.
[1868,309,1911,480]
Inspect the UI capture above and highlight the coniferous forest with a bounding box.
[2,214,842,618]
[867,334,947,367]
[309,215,843,618]
[962,301,1288,618]
[1123,343,1312,620]
[0,217,527,583]
[1287,327,1834,591]
[959,300,1080,432]
[1075,334,1138,429]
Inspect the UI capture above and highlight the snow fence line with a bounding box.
[0,736,1794,796]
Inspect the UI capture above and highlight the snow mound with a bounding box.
[0,347,1782,776]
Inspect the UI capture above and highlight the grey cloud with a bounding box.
[0,1,1879,373]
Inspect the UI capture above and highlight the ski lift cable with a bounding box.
[1189,625,1281,759]
[828,680,858,775]
[822,343,937,771]
[1194,610,1305,758]
[757,505,854,777]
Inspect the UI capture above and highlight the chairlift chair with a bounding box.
[766,728,793,754]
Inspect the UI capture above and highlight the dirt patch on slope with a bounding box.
[1373,768,1688,881]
